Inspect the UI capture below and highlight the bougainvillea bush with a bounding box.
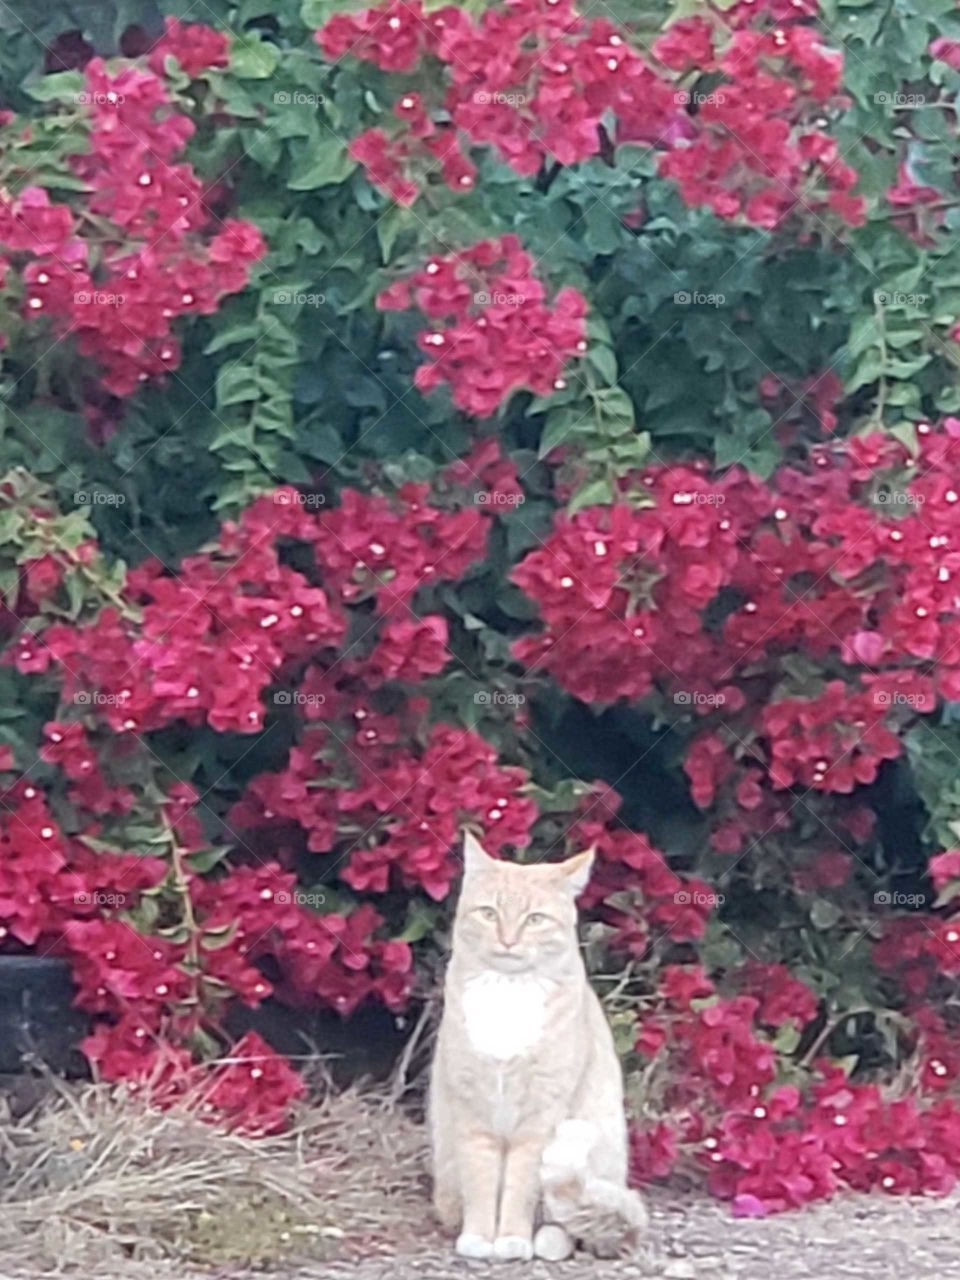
[6,0,960,1208]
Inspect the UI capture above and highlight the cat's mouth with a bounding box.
[491,949,527,964]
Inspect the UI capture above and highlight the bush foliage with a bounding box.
[4,0,960,1210]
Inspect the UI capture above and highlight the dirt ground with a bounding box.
[319,1184,958,1280]
[1,1080,955,1280]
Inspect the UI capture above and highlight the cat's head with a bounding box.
[451,831,594,975]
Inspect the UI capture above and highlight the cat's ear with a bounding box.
[559,846,595,894]
[462,829,493,877]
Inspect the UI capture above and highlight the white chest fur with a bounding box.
[461,973,548,1060]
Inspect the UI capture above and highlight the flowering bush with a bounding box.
[5,0,960,1202]
[1,48,263,401]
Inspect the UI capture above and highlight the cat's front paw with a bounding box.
[533,1224,574,1261]
[455,1232,495,1260]
[493,1235,534,1261]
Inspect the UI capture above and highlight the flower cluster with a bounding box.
[31,504,346,735]
[349,110,476,207]
[0,41,263,399]
[148,15,230,78]
[231,720,538,903]
[0,719,416,1128]
[320,0,862,230]
[630,967,960,1212]
[573,813,714,949]
[377,236,587,416]
[656,18,863,228]
[20,479,493,735]
[514,425,960,861]
[317,482,490,608]
[2,456,741,1138]
[322,0,679,189]
[0,771,164,949]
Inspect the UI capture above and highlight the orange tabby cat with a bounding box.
[429,831,647,1261]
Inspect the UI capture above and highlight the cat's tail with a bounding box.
[540,1120,648,1259]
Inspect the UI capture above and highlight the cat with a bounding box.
[428,830,648,1262]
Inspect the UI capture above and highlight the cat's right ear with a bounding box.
[461,829,492,877]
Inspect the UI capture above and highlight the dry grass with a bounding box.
[0,1071,430,1279]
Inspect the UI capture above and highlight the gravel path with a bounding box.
[319,1185,960,1280]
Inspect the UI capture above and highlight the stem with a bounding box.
[872,296,888,426]
[535,160,562,193]
[163,807,202,979]
[800,1005,875,1067]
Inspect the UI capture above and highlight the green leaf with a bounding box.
[397,898,441,943]
[772,1023,802,1055]
[569,476,613,512]
[934,876,960,909]
[287,137,357,189]
[377,206,409,262]
[588,346,619,384]
[27,71,84,102]
[538,407,585,458]
[229,36,280,79]
[202,921,241,950]
[205,322,263,355]
[845,349,885,394]
[888,420,919,457]
[595,387,636,432]
[217,365,261,407]
[810,899,843,931]
[186,846,231,874]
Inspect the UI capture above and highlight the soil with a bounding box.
[316,1179,957,1280]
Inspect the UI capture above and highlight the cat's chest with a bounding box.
[460,972,549,1060]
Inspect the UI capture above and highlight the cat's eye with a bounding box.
[525,912,549,926]
[476,906,497,922]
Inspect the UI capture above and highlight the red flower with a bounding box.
[381,237,587,417]
[149,17,230,78]
[204,1032,306,1134]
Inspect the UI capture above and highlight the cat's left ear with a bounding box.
[559,846,595,894]
[461,828,494,877]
